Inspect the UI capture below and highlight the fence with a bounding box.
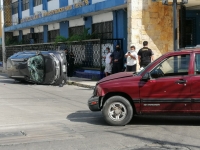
[0,38,123,71]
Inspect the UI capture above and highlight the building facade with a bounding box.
[2,0,200,63]
[4,0,127,51]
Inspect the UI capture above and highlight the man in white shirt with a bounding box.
[125,45,137,72]
[103,47,112,76]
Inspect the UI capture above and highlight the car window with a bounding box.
[195,54,200,75]
[150,55,190,78]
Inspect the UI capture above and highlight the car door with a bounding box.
[191,53,200,112]
[140,54,192,114]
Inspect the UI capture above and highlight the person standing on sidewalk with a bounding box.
[67,51,75,81]
[102,47,112,76]
[110,45,124,74]
[125,45,137,72]
[137,41,154,68]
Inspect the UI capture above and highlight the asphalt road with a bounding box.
[1,74,200,150]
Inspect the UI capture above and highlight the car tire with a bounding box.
[102,96,133,126]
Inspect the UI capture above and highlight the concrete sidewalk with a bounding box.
[67,77,97,89]
[0,67,3,73]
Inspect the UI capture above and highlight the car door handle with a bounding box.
[175,80,187,84]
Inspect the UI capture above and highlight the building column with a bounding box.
[89,0,92,5]
[127,0,173,58]
[18,0,22,20]
[43,0,48,11]
[59,0,68,7]
[43,25,48,43]
[30,28,34,44]
[113,10,127,53]
[29,0,34,15]
[19,30,22,42]
[60,21,69,38]
[84,16,92,34]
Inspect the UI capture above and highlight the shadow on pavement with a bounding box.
[68,110,200,126]
[130,115,200,126]
[67,110,108,125]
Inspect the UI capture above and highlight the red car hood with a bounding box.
[98,72,135,84]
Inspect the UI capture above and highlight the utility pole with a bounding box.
[173,0,178,51]
[1,0,6,70]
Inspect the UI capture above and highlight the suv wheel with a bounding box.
[102,96,133,126]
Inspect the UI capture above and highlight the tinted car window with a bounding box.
[150,55,190,78]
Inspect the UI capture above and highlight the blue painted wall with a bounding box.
[60,21,69,38]
[186,10,200,45]
[85,16,92,34]
[5,0,127,32]
[30,28,34,44]
[43,0,48,10]
[113,9,127,53]
[59,0,68,7]
[18,0,22,20]
[29,0,34,15]
[43,25,48,43]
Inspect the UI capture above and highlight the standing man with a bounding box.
[102,47,112,76]
[137,41,154,68]
[110,45,124,74]
[125,45,137,72]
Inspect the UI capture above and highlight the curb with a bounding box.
[66,81,95,89]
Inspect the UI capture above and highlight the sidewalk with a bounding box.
[0,67,3,73]
[67,77,97,89]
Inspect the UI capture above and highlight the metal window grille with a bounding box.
[48,30,60,43]
[34,33,43,43]
[69,26,84,36]
[22,0,29,11]
[12,2,18,14]
[34,0,42,7]
[92,21,113,39]
[22,35,30,44]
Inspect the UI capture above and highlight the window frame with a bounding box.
[22,0,29,11]
[12,1,18,15]
[34,0,42,7]
[150,54,191,79]
[92,21,113,39]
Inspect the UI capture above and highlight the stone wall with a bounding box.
[128,0,174,59]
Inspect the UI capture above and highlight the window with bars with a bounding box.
[48,30,60,43]
[12,2,18,14]
[22,0,29,11]
[22,35,30,44]
[92,21,113,39]
[34,33,43,43]
[69,26,84,36]
[34,0,42,7]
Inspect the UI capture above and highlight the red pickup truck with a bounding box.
[88,47,200,126]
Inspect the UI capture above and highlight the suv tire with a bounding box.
[102,96,133,126]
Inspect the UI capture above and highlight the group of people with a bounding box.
[103,41,154,76]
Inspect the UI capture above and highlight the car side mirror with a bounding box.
[142,72,151,80]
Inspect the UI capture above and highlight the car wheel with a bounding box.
[102,96,133,126]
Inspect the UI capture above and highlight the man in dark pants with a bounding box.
[110,45,124,74]
[137,41,154,68]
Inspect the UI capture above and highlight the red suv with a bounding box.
[88,47,200,126]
